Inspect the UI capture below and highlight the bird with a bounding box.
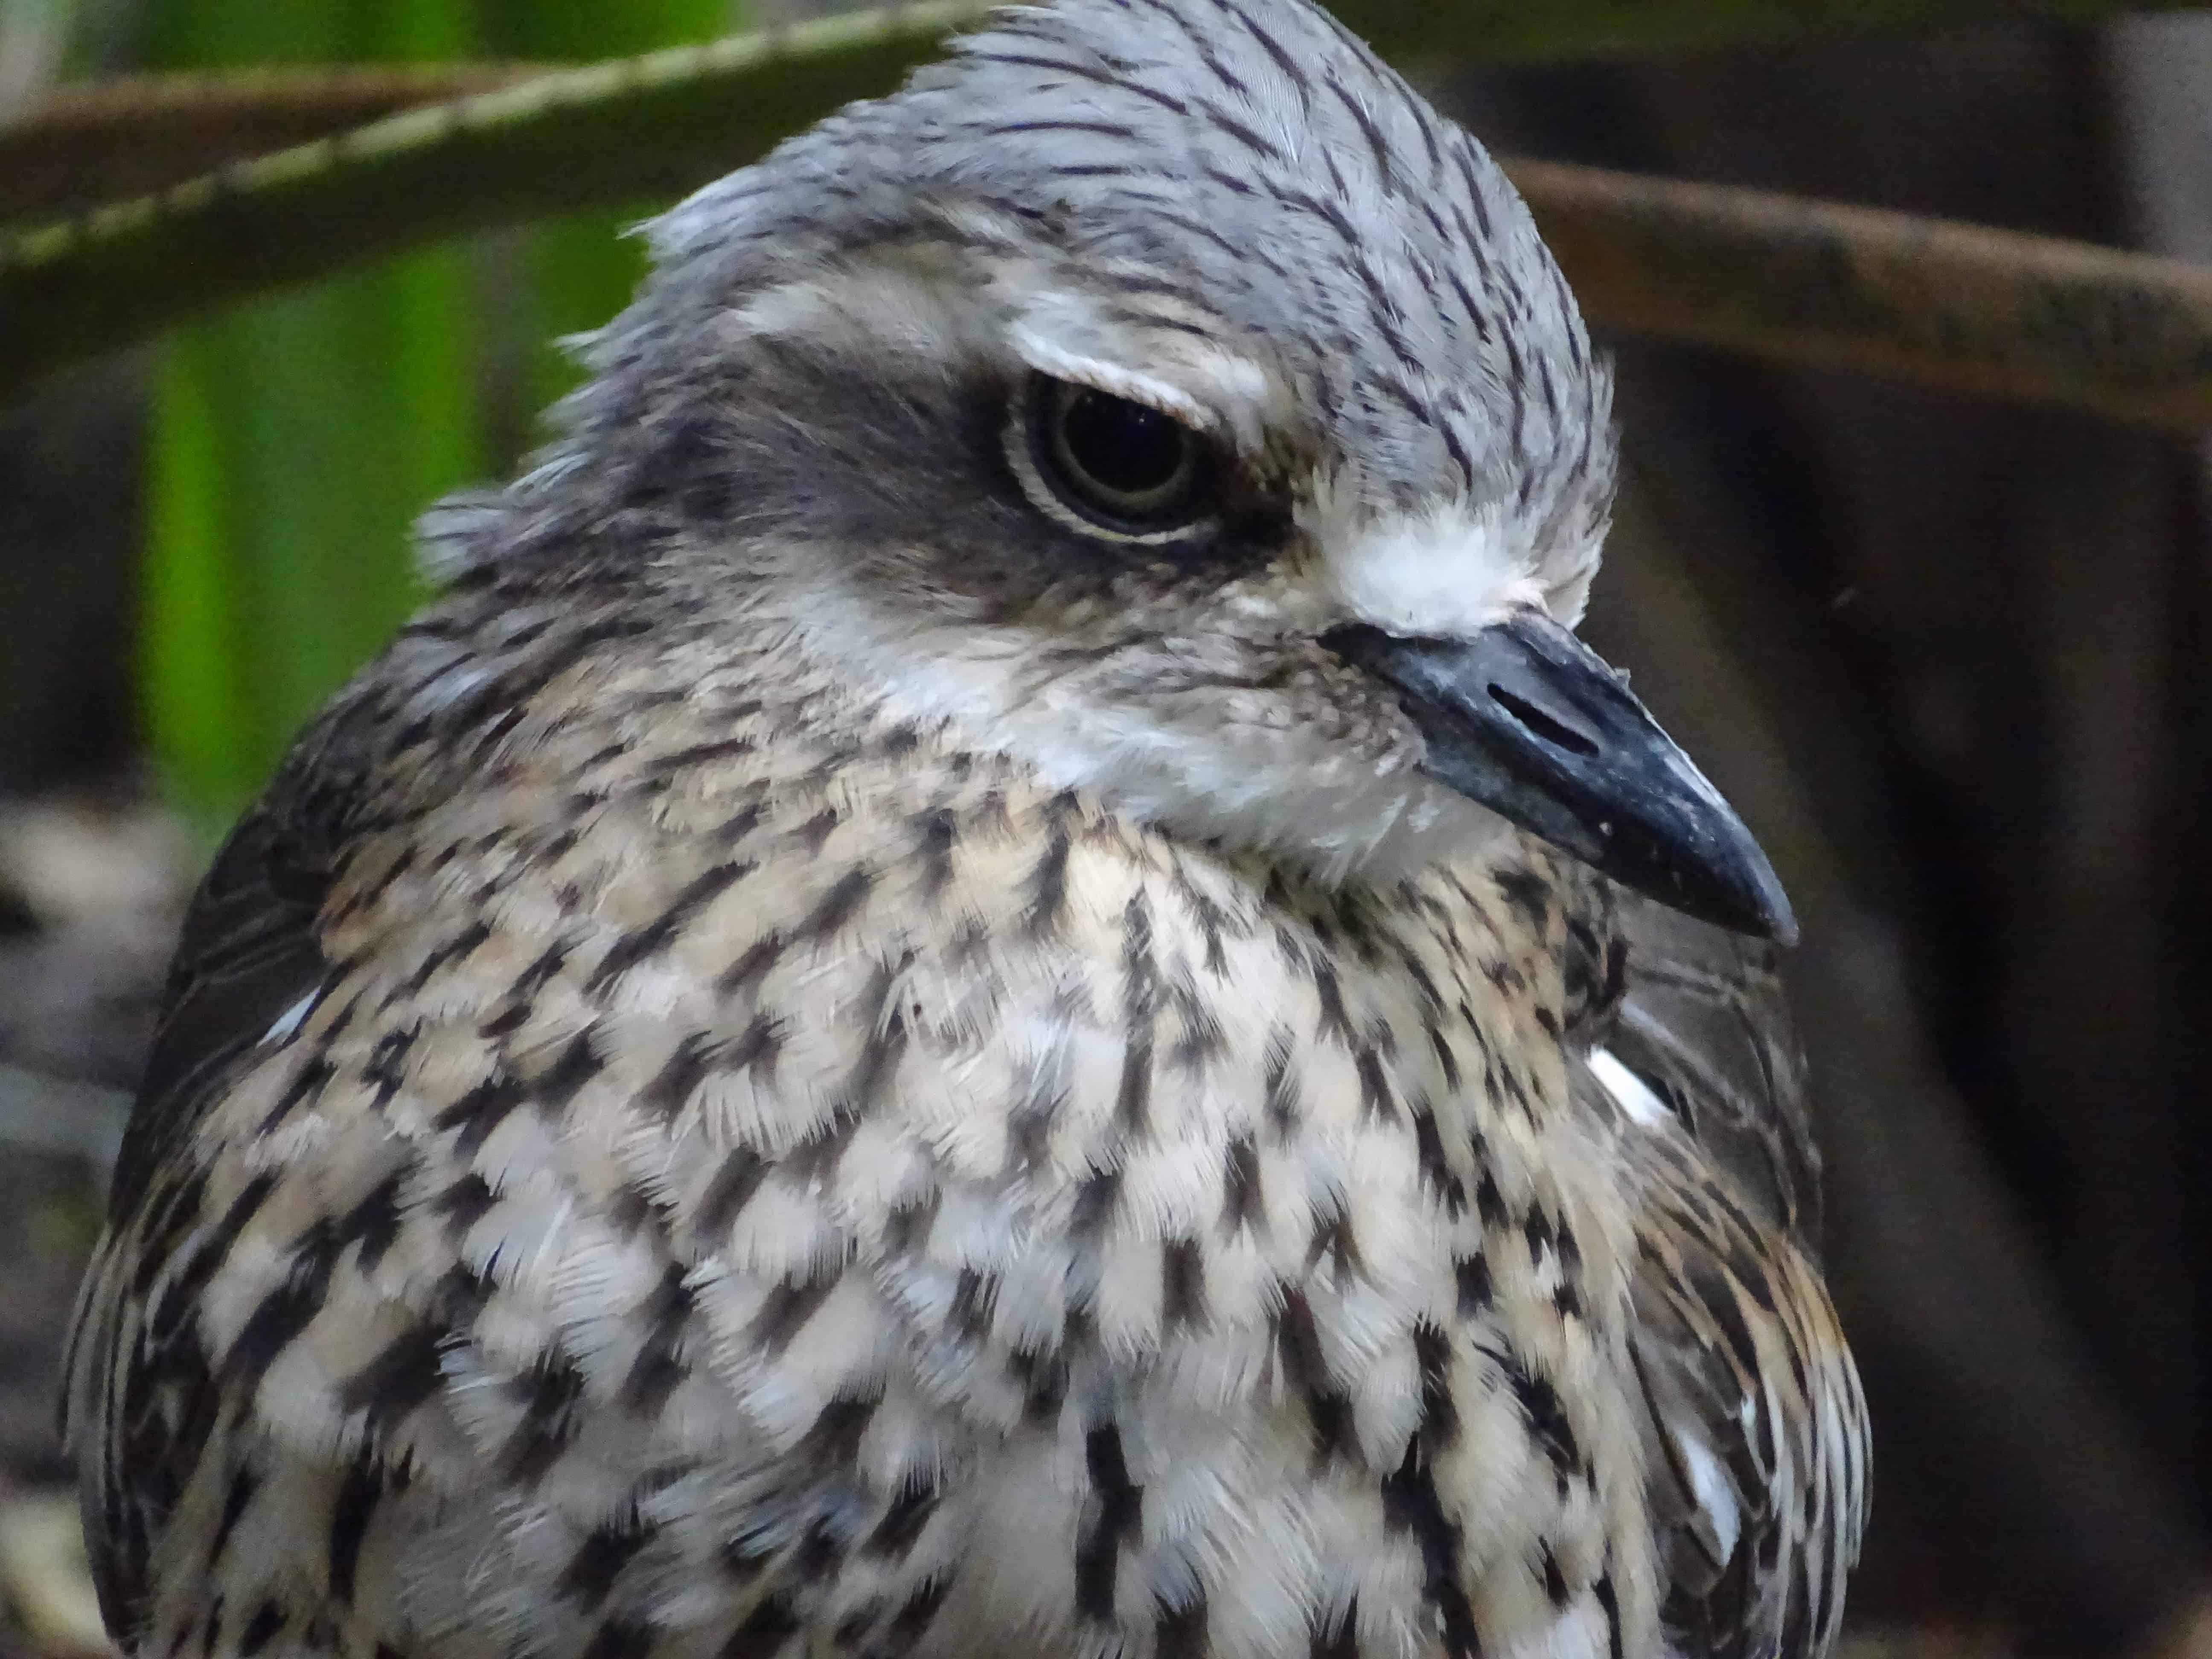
[64,3,1869,1658]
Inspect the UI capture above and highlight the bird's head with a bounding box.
[504,0,1791,940]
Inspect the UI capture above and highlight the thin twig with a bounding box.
[7,0,2207,227]
[0,67,552,222]
[0,7,981,397]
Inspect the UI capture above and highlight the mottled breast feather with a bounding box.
[67,579,1865,1659]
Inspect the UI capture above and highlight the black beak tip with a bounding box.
[1321,614,1804,947]
[1637,786,1799,945]
[1718,849,1799,947]
[1622,820,1798,945]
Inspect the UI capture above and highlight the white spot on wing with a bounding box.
[1671,1418,1744,1568]
[1587,1048,1671,1131]
[261,991,319,1047]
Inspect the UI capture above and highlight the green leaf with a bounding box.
[480,0,741,424]
[136,0,743,832]
[141,0,478,832]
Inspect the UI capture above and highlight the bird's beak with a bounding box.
[1322,611,1796,943]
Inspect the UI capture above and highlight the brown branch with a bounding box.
[3,17,2210,426]
[8,0,2209,226]
[1513,160,2212,431]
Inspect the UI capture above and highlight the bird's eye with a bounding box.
[1011,374,1214,542]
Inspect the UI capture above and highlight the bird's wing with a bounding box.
[1578,894,1869,1659]
[63,701,370,1642]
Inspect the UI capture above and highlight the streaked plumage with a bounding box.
[66,4,1866,1659]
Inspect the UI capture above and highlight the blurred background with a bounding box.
[2,2,2210,1656]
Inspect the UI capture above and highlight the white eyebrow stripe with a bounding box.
[1006,323,1290,458]
[1003,268,1290,451]
[711,239,1290,456]
[1009,329,1224,436]
[719,257,978,358]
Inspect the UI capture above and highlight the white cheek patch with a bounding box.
[1301,486,1566,641]
[752,551,1512,885]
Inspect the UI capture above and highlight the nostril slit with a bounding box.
[1489,684,1599,757]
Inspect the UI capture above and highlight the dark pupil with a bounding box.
[1061,389,1188,498]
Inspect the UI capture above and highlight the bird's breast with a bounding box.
[152,658,1662,1659]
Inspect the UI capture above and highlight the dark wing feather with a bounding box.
[62,707,369,1644]
[1580,894,1869,1659]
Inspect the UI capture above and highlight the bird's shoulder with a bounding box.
[1580,895,1869,1659]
